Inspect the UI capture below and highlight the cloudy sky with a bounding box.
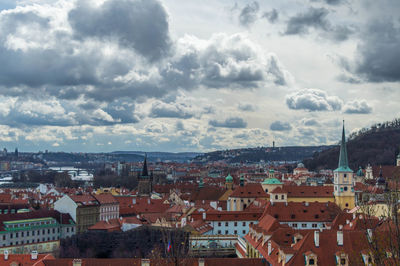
[0,0,399,152]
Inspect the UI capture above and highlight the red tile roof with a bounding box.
[0,253,55,266]
[191,210,262,221]
[283,185,333,198]
[230,183,268,198]
[93,193,118,204]
[0,210,74,231]
[262,201,341,222]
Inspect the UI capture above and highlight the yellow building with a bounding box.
[333,122,355,210]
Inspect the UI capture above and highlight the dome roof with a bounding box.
[297,162,305,168]
[262,178,282,185]
[225,174,233,182]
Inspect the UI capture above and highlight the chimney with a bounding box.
[141,258,150,266]
[31,251,38,260]
[268,241,272,255]
[4,250,8,261]
[202,212,206,220]
[337,231,343,246]
[72,259,82,266]
[314,230,320,247]
[367,229,373,243]
[198,258,205,266]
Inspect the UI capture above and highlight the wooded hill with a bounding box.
[303,118,400,171]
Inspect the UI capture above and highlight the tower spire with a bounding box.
[338,120,350,170]
[142,153,148,177]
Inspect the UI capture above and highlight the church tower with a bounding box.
[137,154,152,196]
[225,174,234,190]
[334,121,355,210]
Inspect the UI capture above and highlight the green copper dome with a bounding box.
[269,169,275,173]
[225,174,233,182]
[262,178,282,185]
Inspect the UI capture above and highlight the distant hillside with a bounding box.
[111,151,202,162]
[192,146,333,163]
[304,118,400,171]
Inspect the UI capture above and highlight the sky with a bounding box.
[0,0,399,153]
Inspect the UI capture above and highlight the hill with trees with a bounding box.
[192,145,333,164]
[304,118,400,171]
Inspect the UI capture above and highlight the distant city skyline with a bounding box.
[0,0,399,152]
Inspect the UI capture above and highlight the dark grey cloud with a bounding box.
[238,103,256,112]
[209,117,247,128]
[343,100,372,114]
[270,121,292,131]
[286,89,343,111]
[68,0,171,61]
[239,1,260,27]
[268,56,287,85]
[352,20,400,82]
[301,118,320,126]
[175,121,185,131]
[149,101,194,119]
[0,2,288,106]
[284,7,353,41]
[262,9,279,23]
[284,7,330,35]
[311,0,342,5]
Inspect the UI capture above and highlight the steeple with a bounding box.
[338,121,348,167]
[141,154,149,177]
[336,121,352,172]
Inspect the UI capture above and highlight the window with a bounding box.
[33,231,35,236]
[309,258,315,265]
[293,223,298,228]
[218,230,221,234]
[42,229,45,234]
[242,222,246,226]
[234,222,237,226]
[27,231,29,237]
[218,222,221,226]
[53,228,55,233]
[225,230,228,234]
[16,232,18,237]
[10,233,13,239]
[2,235,5,240]
[344,186,348,191]
[48,229,50,234]
[281,195,284,200]
[21,232,24,237]
[340,258,346,265]
[312,224,317,228]
[67,228,69,233]
[225,222,228,226]
[234,230,237,234]
[275,195,278,200]
[243,230,246,234]
[302,224,307,228]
